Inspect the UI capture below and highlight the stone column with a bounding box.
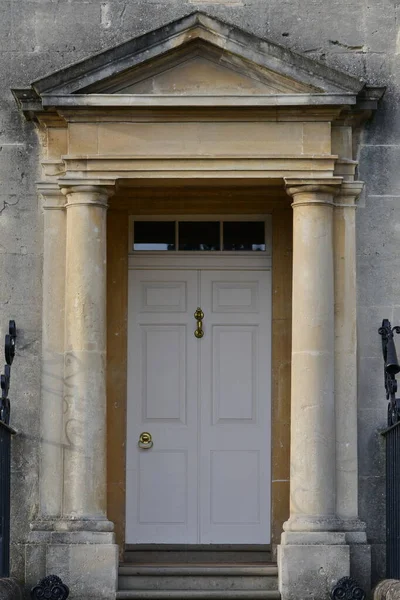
[278,178,349,600]
[36,183,118,600]
[26,183,118,599]
[37,183,66,519]
[25,184,67,586]
[61,184,112,523]
[334,182,370,589]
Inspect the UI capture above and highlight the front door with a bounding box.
[126,264,271,544]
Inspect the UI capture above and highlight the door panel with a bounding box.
[141,325,186,422]
[212,326,257,423]
[200,270,271,544]
[126,270,198,543]
[126,267,271,544]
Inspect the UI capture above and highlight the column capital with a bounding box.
[37,182,65,210]
[284,177,343,206]
[335,181,364,207]
[60,181,116,209]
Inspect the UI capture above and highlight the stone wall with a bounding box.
[0,0,396,586]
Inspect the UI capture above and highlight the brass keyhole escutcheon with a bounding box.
[138,431,153,449]
[194,307,204,339]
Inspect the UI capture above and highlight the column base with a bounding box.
[278,533,350,600]
[278,527,371,600]
[26,521,118,600]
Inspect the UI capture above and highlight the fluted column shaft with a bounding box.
[61,184,112,520]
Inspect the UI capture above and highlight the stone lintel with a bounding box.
[58,156,338,184]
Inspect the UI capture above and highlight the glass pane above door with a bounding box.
[178,222,220,251]
[133,221,176,251]
[223,221,265,251]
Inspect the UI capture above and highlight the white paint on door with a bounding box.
[126,263,271,544]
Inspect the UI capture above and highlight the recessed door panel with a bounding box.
[210,450,261,524]
[212,326,257,423]
[141,325,186,423]
[138,450,188,523]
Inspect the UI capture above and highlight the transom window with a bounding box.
[132,220,267,252]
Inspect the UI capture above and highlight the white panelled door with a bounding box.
[126,264,271,544]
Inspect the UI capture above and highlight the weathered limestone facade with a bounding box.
[0,1,396,598]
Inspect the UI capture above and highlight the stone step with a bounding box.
[124,545,272,564]
[116,591,280,599]
[118,564,278,591]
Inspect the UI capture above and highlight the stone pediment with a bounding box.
[12,11,383,116]
[76,40,322,96]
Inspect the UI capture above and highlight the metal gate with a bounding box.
[380,319,400,578]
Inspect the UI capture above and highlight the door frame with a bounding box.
[106,194,292,557]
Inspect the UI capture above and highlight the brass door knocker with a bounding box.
[194,307,204,339]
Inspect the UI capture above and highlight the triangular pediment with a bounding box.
[79,40,322,96]
[12,11,383,117]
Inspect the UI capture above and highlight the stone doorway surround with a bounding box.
[12,11,384,600]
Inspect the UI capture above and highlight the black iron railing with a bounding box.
[382,420,400,578]
[379,319,400,578]
[0,320,17,578]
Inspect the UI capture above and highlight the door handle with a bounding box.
[194,307,204,339]
[138,432,153,449]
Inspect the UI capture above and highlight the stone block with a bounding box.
[358,356,387,411]
[349,543,371,595]
[96,121,305,157]
[359,145,400,197]
[358,408,386,478]
[11,2,104,55]
[358,305,393,360]
[359,476,386,545]
[278,543,350,600]
[45,543,118,600]
[357,256,400,308]
[357,197,400,263]
[265,0,365,55]
[0,4,13,52]
[364,2,397,53]
[0,254,42,306]
[25,544,46,590]
[371,544,386,587]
